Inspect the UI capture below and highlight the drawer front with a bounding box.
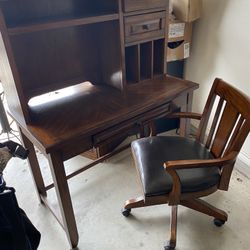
[93,102,170,146]
[140,103,170,124]
[93,123,140,146]
[123,0,167,12]
[125,12,166,44]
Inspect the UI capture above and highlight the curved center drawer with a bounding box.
[93,102,170,146]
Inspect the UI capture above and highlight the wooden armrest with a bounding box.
[167,112,202,120]
[164,151,237,170]
[163,151,237,205]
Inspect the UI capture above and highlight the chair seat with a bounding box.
[131,136,221,197]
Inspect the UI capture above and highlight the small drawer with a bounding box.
[93,122,140,146]
[93,102,170,146]
[140,102,171,124]
[124,12,166,44]
[123,0,167,13]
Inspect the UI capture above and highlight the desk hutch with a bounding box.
[0,0,198,248]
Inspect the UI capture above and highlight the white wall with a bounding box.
[185,0,250,167]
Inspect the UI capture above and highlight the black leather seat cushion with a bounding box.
[131,136,220,197]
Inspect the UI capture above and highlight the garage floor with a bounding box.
[3,141,250,250]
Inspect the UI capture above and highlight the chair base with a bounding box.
[164,242,176,250]
[167,205,177,250]
[180,198,228,222]
[122,196,228,249]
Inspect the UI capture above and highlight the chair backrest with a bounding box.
[196,78,250,158]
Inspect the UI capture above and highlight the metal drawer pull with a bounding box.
[142,24,150,30]
[130,19,160,34]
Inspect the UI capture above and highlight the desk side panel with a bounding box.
[0,11,29,124]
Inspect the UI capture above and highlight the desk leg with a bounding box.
[48,151,79,249]
[185,91,193,135]
[19,129,47,201]
[179,91,193,137]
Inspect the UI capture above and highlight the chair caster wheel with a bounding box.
[122,208,131,217]
[164,241,175,250]
[164,246,175,250]
[213,218,226,227]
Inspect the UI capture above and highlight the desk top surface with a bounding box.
[20,75,198,152]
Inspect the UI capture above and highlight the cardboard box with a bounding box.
[167,19,192,62]
[171,0,202,22]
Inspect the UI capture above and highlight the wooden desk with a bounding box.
[16,75,198,248]
[0,0,198,248]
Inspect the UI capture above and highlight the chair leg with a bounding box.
[180,198,228,222]
[122,195,170,217]
[165,205,178,250]
[124,195,169,208]
[122,196,145,217]
[124,196,146,209]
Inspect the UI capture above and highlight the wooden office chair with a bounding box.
[122,78,250,249]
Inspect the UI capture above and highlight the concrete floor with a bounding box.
[3,144,250,250]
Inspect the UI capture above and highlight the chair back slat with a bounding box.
[224,116,245,155]
[226,120,250,153]
[205,97,224,149]
[196,79,220,142]
[197,78,250,158]
[210,103,239,157]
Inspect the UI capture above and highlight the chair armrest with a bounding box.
[166,112,202,120]
[163,151,238,205]
[164,151,237,170]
